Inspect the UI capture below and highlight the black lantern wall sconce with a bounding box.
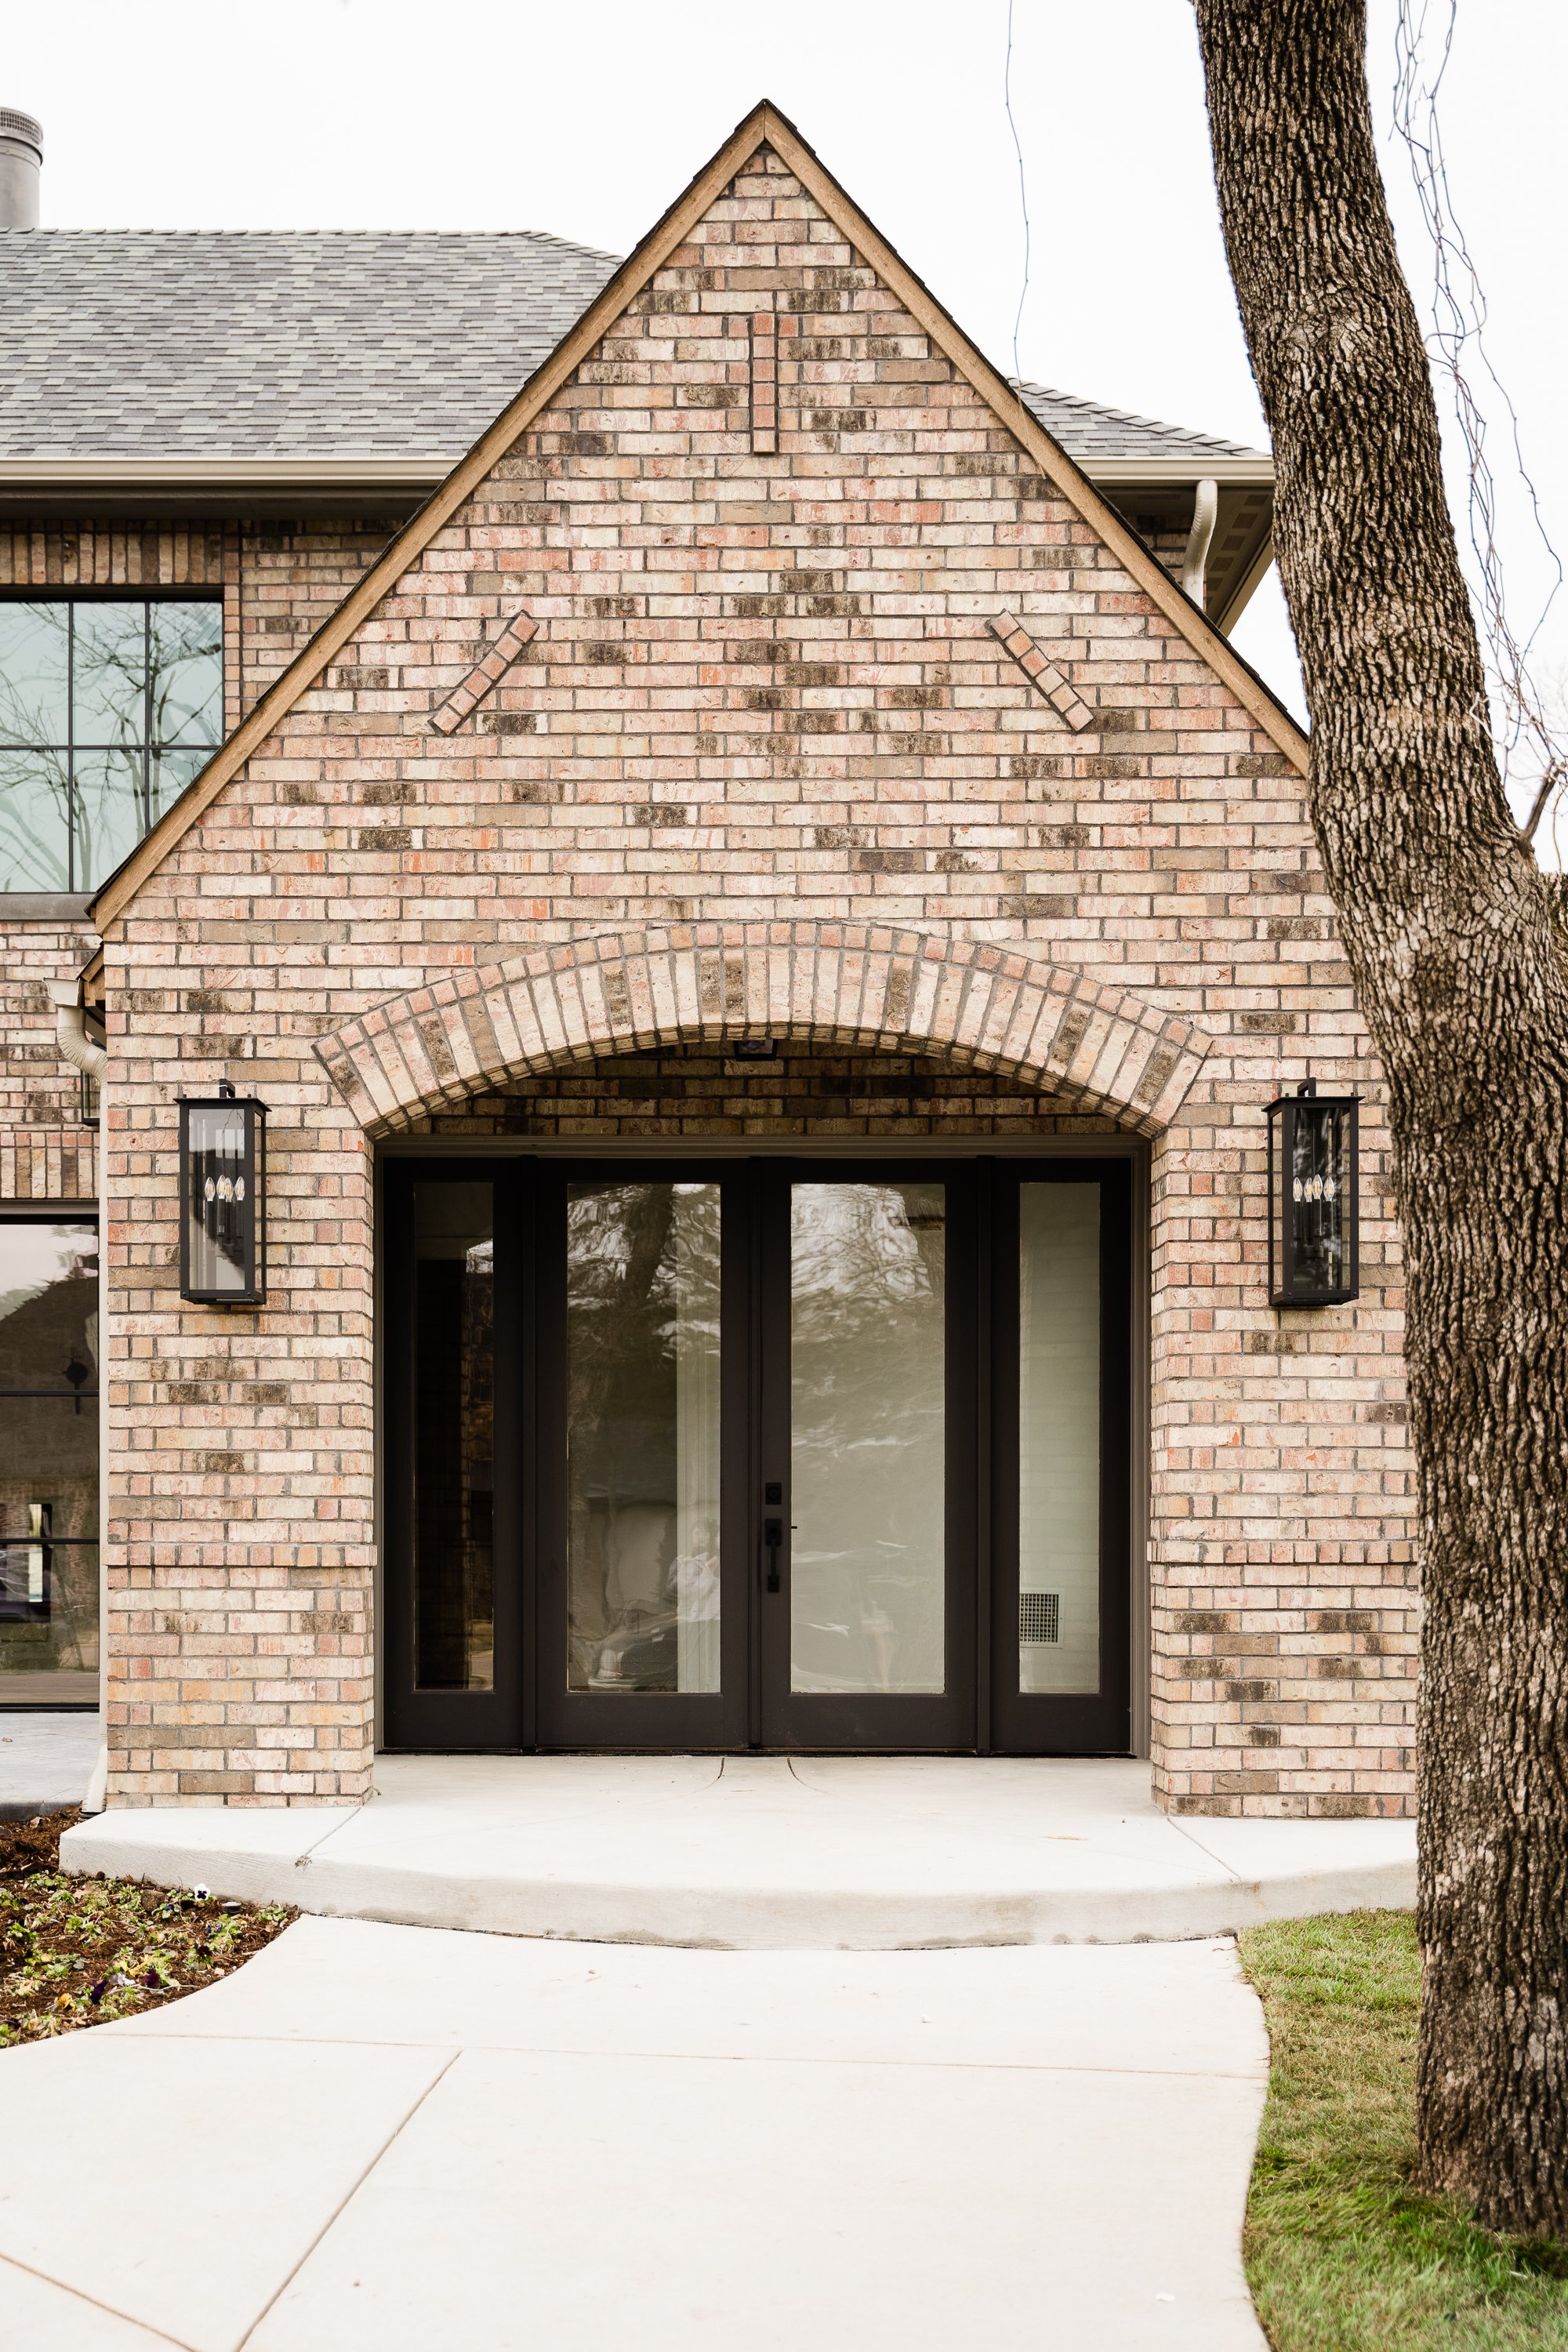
[179,1083,267,1305]
[1266,1078,1359,1308]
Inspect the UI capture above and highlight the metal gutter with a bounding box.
[0,456,449,488]
[0,452,1275,490]
[1071,456,1273,485]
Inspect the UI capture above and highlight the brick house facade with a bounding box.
[1,106,1414,1813]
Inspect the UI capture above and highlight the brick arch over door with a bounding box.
[314,923,1214,1136]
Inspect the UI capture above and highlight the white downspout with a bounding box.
[1182,477,1219,610]
[47,977,109,1813]
[45,978,107,1081]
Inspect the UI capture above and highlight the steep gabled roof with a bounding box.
[88,100,1308,935]
[0,230,1268,483]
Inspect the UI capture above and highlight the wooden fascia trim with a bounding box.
[89,99,1306,934]
[89,107,779,931]
[755,107,1309,775]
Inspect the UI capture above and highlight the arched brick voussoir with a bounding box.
[313,924,1215,1137]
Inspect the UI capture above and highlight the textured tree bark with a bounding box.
[1192,0,1568,2237]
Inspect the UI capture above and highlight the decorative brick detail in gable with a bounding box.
[748,311,795,453]
[429,610,539,734]
[314,922,1214,1139]
[989,612,1095,731]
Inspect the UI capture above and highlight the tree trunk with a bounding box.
[1192,0,1568,2237]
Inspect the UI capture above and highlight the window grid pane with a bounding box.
[0,599,221,890]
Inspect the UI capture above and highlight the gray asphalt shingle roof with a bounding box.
[1014,380,1267,466]
[0,230,622,459]
[0,231,1268,472]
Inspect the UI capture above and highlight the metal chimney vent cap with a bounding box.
[0,111,42,160]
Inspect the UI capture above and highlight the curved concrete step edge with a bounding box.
[58,1817,1416,1950]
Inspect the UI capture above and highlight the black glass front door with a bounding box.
[383,1156,1131,1755]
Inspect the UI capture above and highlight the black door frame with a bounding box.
[379,1148,1137,1755]
[533,1159,753,1751]
[382,1158,530,1753]
[754,1159,978,1751]
[985,1159,1134,1755]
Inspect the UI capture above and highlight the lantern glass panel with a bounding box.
[1268,1091,1358,1305]
[183,1102,262,1301]
[1290,1102,1350,1297]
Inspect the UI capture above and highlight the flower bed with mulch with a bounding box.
[0,1808,294,2049]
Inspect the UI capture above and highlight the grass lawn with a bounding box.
[1239,1911,1568,2350]
[1,1808,293,2048]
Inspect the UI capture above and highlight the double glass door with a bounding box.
[383,1158,1131,1754]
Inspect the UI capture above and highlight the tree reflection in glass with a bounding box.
[789,1183,946,1695]
[0,1221,100,1700]
[565,1182,721,1694]
[0,600,221,889]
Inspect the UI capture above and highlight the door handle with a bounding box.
[763,1517,783,1593]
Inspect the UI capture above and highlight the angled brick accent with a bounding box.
[989,612,1095,731]
[429,609,538,734]
[314,923,1214,1137]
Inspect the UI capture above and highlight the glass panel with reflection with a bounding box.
[789,1181,946,1694]
[73,750,146,889]
[72,603,147,746]
[0,749,70,891]
[149,602,223,746]
[0,603,69,745]
[566,1181,721,1695]
[412,1183,495,1692]
[1018,1182,1102,1694]
[0,599,223,891]
[0,1220,100,1703]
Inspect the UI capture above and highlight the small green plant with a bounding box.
[1240,1912,1568,2350]
[1,1811,292,2049]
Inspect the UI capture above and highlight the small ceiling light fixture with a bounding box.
[1266,1077,1359,1308]
[731,1038,779,1059]
[179,1081,267,1305]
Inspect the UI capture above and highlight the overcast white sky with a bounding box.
[9,2,1566,837]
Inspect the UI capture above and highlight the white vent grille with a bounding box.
[1019,1591,1060,1646]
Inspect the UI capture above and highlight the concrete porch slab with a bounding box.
[60,1755,1415,1950]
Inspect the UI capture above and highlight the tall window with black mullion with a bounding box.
[0,599,223,892]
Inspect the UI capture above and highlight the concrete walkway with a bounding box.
[64,1753,1417,1947]
[0,1915,1270,2350]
